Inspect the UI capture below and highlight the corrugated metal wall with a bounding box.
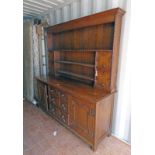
[23,21,34,102]
[47,0,108,25]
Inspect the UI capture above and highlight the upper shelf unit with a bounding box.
[45,8,125,51]
[46,8,125,90]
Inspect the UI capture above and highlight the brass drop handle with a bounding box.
[61,115,65,122]
[61,104,66,111]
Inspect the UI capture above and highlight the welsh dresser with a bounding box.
[36,8,125,151]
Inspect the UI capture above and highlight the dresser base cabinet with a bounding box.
[36,78,115,151]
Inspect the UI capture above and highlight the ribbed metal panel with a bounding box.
[47,0,109,26]
[23,21,34,102]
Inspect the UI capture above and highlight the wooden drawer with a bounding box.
[59,110,69,125]
[49,96,59,107]
[48,103,59,118]
[60,102,68,113]
[60,92,68,113]
[48,86,60,98]
[48,102,69,125]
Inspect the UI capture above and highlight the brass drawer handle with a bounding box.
[61,115,66,122]
[61,104,67,111]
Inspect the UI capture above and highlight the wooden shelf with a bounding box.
[58,70,94,81]
[55,60,95,68]
[48,49,112,52]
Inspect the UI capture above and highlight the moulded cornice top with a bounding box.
[46,7,125,33]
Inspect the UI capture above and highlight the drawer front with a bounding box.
[48,103,59,118]
[59,111,69,125]
[48,86,60,98]
[48,86,60,107]
[48,103,69,125]
[49,96,59,107]
[60,92,68,113]
[48,86,69,124]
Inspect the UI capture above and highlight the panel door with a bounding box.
[37,81,48,111]
[69,96,95,141]
[95,51,112,90]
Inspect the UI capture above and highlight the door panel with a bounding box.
[37,81,48,111]
[95,51,112,90]
[69,96,95,140]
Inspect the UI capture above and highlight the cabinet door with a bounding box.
[37,81,48,111]
[95,52,112,90]
[69,97,95,141]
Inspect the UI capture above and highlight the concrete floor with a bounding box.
[23,100,131,155]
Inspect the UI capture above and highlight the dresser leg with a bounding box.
[90,144,97,151]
